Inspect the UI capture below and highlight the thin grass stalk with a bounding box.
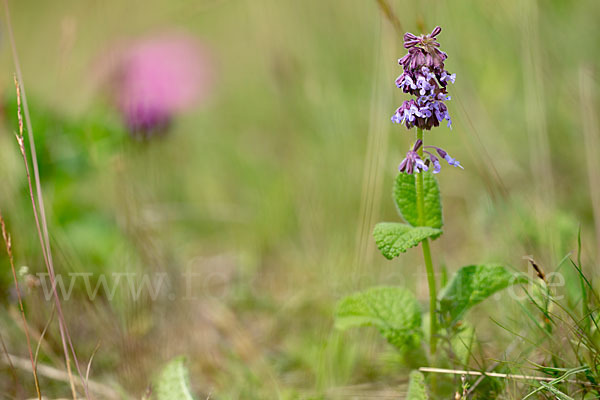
[354,25,384,276]
[490,316,563,360]
[354,19,396,281]
[11,73,83,398]
[0,212,41,399]
[34,305,57,368]
[420,366,591,386]
[374,0,403,36]
[521,0,554,201]
[4,17,89,395]
[576,229,592,333]
[0,353,120,399]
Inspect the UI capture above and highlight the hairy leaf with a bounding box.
[406,370,429,400]
[393,172,443,229]
[439,265,527,324]
[155,357,195,400]
[373,222,442,260]
[335,287,422,350]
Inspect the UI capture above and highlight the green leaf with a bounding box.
[439,265,527,324]
[393,172,443,229]
[334,287,422,351]
[406,370,429,400]
[373,222,442,260]
[155,357,195,400]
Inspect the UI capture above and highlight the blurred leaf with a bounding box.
[335,287,422,351]
[155,357,195,400]
[406,370,429,400]
[62,214,123,268]
[393,172,442,229]
[439,265,527,324]
[450,323,475,365]
[373,222,442,260]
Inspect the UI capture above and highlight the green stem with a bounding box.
[415,128,438,354]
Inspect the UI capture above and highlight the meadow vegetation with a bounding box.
[0,0,600,398]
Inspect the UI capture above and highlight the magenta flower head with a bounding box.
[102,32,214,139]
[392,26,455,131]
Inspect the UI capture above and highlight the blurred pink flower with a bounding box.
[103,32,214,138]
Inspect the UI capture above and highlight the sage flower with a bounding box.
[398,141,463,175]
[430,146,464,169]
[398,139,428,174]
[392,26,455,131]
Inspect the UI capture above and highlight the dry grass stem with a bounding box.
[1,211,42,399]
[419,367,591,386]
[4,4,90,395]
[1,353,120,399]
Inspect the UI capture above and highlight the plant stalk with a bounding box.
[415,128,438,354]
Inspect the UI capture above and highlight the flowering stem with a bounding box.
[415,128,438,355]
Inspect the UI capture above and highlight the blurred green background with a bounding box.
[0,0,599,398]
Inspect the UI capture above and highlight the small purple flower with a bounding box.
[432,158,442,174]
[398,142,463,175]
[399,139,428,174]
[440,71,456,85]
[423,151,442,174]
[428,146,464,170]
[444,154,463,169]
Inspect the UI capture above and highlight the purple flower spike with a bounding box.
[392,26,461,174]
[392,26,455,131]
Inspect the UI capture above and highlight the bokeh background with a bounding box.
[0,0,599,398]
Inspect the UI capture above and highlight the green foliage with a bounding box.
[334,287,422,351]
[523,367,589,400]
[450,323,476,365]
[406,370,429,400]
[373,222,442,260]
[154,357,195,400]
[538,383,574,400]
[393,172,442,229]
[439,265,527,325]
